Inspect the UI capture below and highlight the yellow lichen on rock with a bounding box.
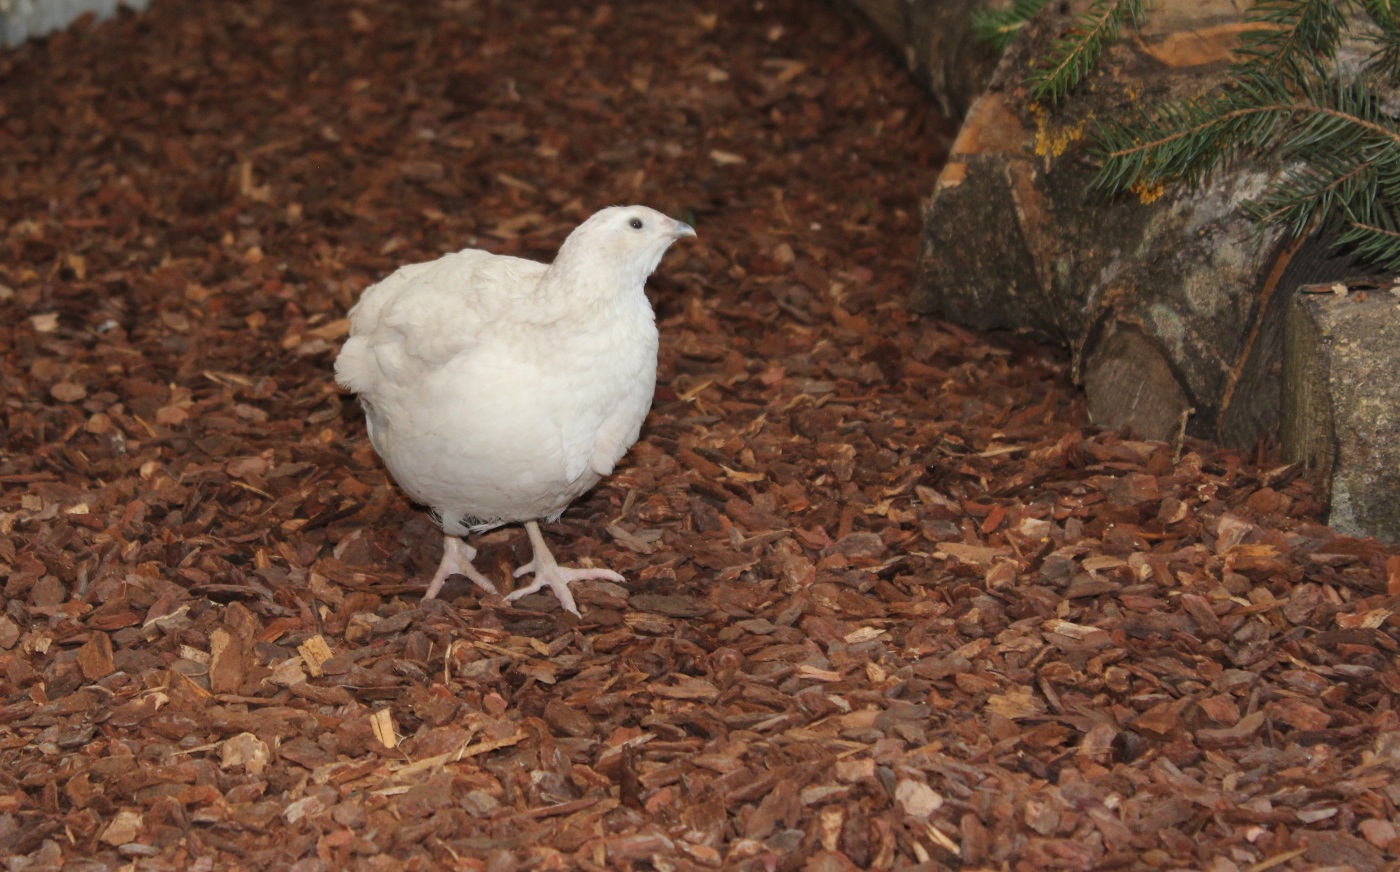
[1031,104,1088,160]
[1131,180,1167,204]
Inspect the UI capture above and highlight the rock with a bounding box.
[860,0,1400,548]
[1284,282,1400,545]
[906,0,1296,445]
[1,0,150,48]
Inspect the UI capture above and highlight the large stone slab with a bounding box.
[1284,282,1400,545]
[1,0,147,48]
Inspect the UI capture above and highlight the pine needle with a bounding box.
[970,0,1400,267]
[1082,2,1400,268]
[1026,0,1150,103]
[971,0,1052,51]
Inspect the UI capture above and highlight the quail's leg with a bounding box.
[424,535,500,600]
[504,521,623,616]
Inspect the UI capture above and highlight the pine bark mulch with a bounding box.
[1,1,1398,869]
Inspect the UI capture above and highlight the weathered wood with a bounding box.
[1284,281,1400,545]
[1082,325,1192,445]
[844,0,1002,120]
[914,0,1284,443]
[848,0,1400,542]
[903,0,1392,451]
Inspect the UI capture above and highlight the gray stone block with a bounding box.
[0,0,147,48]
[1284,283,1400,546]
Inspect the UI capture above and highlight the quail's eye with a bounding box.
[629,217,644,229]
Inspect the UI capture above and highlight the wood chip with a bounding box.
[298,634,334,678]
[3,2,1396,868]
[99,809,143,846]
[369,708,398,750]
[77,632,115,680]
[220,733,270,775]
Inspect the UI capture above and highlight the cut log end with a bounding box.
[1083,326,1190,443]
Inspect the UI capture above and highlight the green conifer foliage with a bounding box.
[975,0,1400,268]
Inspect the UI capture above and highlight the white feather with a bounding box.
[335,205,693,540]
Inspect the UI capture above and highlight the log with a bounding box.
[1284,280,1400,545]
[844,0,1002,120]
[876,0,1400,543]
[909,0,1300,446]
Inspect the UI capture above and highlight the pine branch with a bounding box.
[1236,0,1348,84]
[1246,152,1381,235]
[1026,0,1150,103]
[1089,73,1302,190]
[1340,157,1400,227]
[1337,212,1400,268]
[1361,0,1400,80]
[975,0,1400,268]
[1092,74,1400,195]
[971,0,1051,51]
[1277,76,1400,153]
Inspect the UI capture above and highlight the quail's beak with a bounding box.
[671,219,697,239]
